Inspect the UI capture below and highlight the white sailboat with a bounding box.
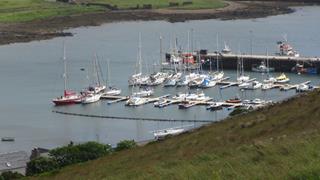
[105,59,121,96]
[237,51,250,83]
[128,34,150,86]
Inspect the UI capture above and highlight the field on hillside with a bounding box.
[32,90,320,179]
[90,0,226,9]
[0,0,104,23]
[0,0,226,23]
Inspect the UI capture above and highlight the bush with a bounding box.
[26,157,58,176]
[0,171,24,180]
[115,140,137,151]
[49,141,112,167]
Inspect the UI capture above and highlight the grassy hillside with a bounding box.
[0,0,225,23]
[32,90,320,179]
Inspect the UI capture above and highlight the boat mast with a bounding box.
[159,34,163,72]
[138,33,142,75]
[94,53,101,86]
[63,42,67,92]
[266,48,270,77]
[106,59,110,87]
[216,33,219,72]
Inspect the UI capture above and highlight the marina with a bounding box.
[1,6,320,154]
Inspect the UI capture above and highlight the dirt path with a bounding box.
[0,1,296,45]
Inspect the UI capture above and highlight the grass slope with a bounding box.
[33,90,320,179]
[0,0,225,23]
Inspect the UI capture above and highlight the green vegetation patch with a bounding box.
[0,0,103,23]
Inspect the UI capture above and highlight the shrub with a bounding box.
[26,157,58,176]
[0,171,24,180]
[115,140,137,151]
[49,141,112,167]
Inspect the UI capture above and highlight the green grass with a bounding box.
[91,0,226,9]
[30,90,320,179]
[0,0,226,23]
[0,0,103,23]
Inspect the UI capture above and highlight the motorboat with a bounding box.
[132,87,154,97]
[226,97,241,104]
[275,73,290,83]
[237,75,250,83]
[263,76,277,83]
[154,98,168,107]
[296,84,311,92]
[212,71,224,81]
[153,128,184,140]
[199,78,216,88]
[206,103,223,111]
[261,83,274,90]
[239,81,262,90]
[125,96,147,106]
[178,101,196,109]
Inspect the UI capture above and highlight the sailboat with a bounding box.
[81,54,105,104]
[105,60,121,96]
[128,34,150,86]
[52,43,82,106]
[237,52,250,83]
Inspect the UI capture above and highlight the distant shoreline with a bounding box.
[0,1,311,45]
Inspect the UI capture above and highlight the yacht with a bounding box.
[153,128,184,140]
[105,87,121,96]
[81,93,102,104]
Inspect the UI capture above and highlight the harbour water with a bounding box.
[0,6,320,153]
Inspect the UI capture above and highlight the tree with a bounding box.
[115,140,137,151]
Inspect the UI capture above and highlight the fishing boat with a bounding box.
[275,73,290,83]
[52,43,82,106]
[277,35,300,57]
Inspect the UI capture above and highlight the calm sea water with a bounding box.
[0,6,319,153]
